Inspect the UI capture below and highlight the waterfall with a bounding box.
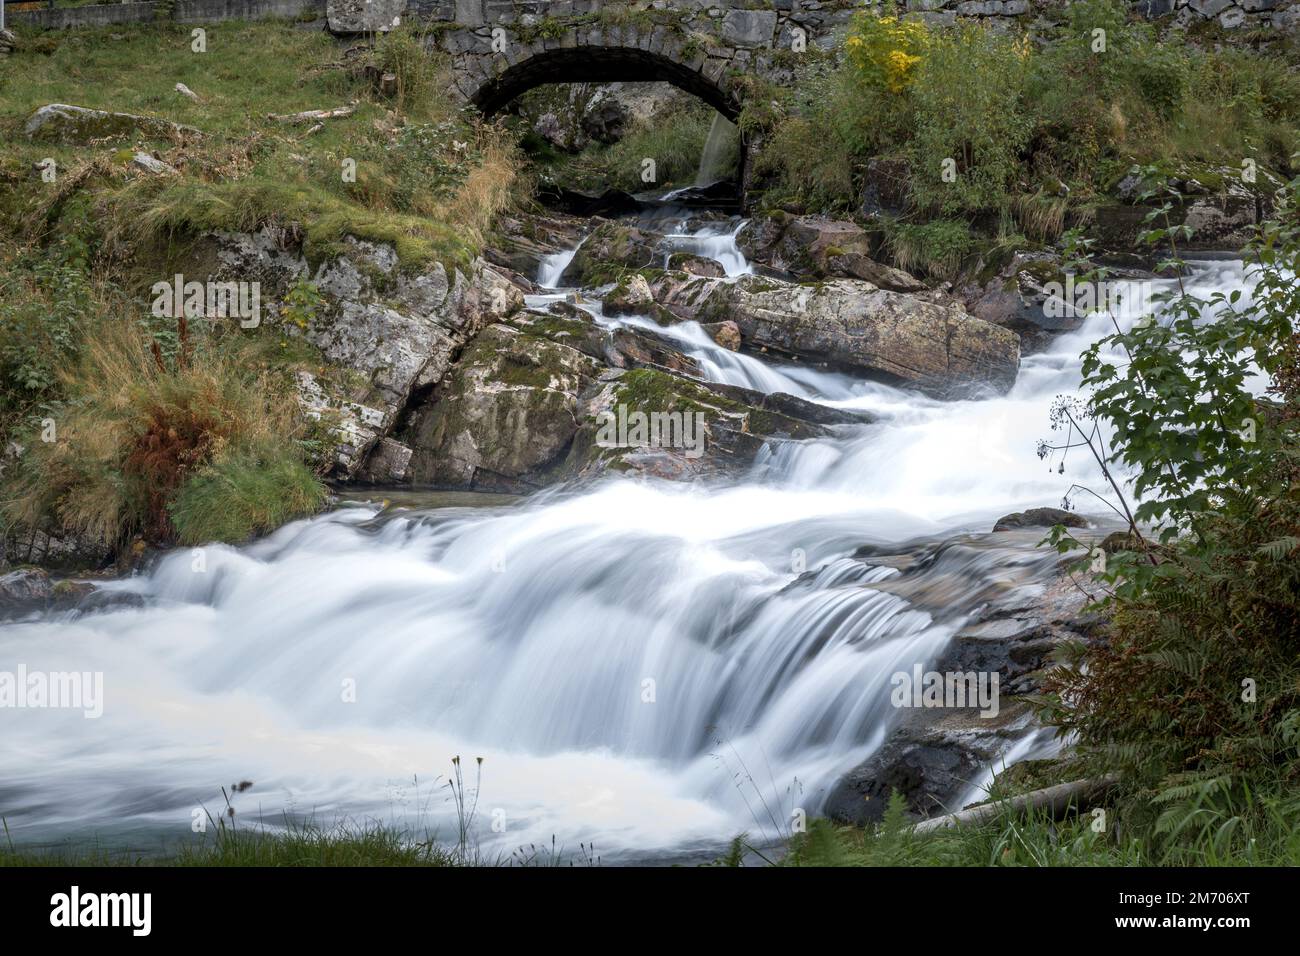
[0,215,1253,860]
[695,114,738,186]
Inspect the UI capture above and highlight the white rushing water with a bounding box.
[0,217,1252,861]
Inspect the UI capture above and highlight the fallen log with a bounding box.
[911,776,1119,835]
[267,103,357,125]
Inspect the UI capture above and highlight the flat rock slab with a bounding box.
[24,104,200,144]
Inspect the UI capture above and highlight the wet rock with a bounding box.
[602,274,655,315]
[486,210,584,278]
[358,437,413,483]
[0,568,53,605]
[654,273,1021,397]
[515,309,700,377]
[560,221,662,286]
[824,720,1018,825]
[992,507,1088,533]
[667,253,726,277]
[704,320,742,351]
[24,103,200,144]
[569,367,840,482]
[827,533,1101,825]
[959,251,1081,351]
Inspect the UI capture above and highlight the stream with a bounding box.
[0,208,1252,862]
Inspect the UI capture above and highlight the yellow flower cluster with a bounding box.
[845,14,930,95]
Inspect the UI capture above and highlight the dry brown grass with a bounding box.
[439,129,529,246]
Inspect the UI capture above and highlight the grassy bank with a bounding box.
[746,0,1300,275]
[0,21,524,559]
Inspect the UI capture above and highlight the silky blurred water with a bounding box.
[0,218,1252,860]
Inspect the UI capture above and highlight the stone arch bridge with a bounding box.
[328,1,851,121]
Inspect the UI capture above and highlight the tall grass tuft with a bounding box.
[4,316,323,549]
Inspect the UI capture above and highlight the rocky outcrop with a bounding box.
[2,523,114,573]
[824,706,1045,825]
[825,529,1103,825]
[1093,163,1282,260]
[653,272,1021,397]
[396,302,872,491]
[486,210,585,279]
[207,229,524,479]
[23,103,200,144]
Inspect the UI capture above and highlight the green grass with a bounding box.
[169,447,327,546]
[0,22,518,275]
[779,784,1300,868]
[1,824,461,867]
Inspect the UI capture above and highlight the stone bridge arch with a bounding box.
[328,2,849,120]
[464,41,748,121]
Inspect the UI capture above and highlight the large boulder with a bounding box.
[24,104,200,144]
[0,568,53,606]
[961,252,1083,351]
[402,324,602,492]
[740,213,921,290]
[602,273,655,315]
[653,273,1021,397]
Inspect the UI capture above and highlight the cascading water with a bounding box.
[694,114,739,187]
[0,211,1253,861]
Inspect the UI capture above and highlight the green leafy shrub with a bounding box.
[1035,172,1300,860]
[904,23,1032,215]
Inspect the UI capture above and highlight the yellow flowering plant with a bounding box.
[844,11,929,95]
